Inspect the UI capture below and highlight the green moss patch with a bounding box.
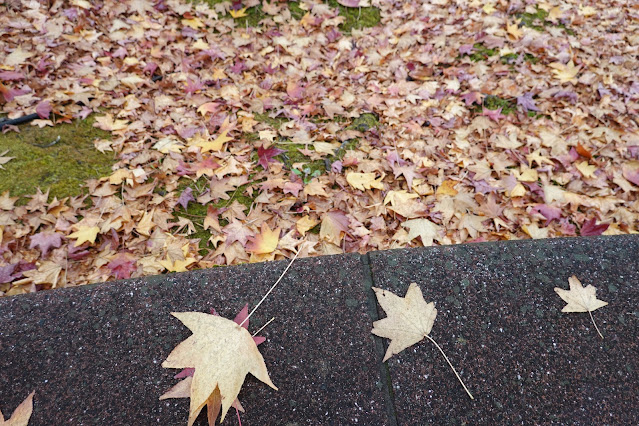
[516,7,575,35]
[0,117,114,199]
[191,0,380,31]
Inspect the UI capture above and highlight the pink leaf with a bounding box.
[36,101,52,119]
[29,231,63,257]
[337,0,360,6]
[107,253,137,280]
[176,187,194,210]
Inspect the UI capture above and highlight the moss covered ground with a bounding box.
[0,117,114,200]
[193,0,381,32]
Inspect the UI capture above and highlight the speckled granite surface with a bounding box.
[1,236,638,425]
[0,254,391,425]
[368,235,639,424]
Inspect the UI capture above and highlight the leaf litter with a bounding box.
[1,0,639,295]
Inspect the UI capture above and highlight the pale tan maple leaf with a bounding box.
[554,276,608,338]
[372,283,473,399]
[346,172,385,191]
[0,150,15,169]
[549,60,581,84]
[402,218,441,246]
[162,313,277,425]
[0,391,34,426]
[372,283,437,362]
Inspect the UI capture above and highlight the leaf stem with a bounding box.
[588,310,604,339]
[253,317,275,336]
[425,335,474,400]
[239,247,302,327]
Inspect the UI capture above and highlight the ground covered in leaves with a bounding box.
[1,0,638,295]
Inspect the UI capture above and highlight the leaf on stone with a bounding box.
[371,283,473,399]
[554,275,608,338]
[1,391,35,426]
[162,312,277,425]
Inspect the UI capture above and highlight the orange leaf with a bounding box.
[576,144,592,159]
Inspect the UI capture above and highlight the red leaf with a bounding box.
[107,253,137,280]
[580,218,609,236]
[36,101,52,119]
[257,145,285,169]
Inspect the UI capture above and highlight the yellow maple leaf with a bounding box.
[436,180,458,196]
[371,283,473,399]
[482,3,495,13]
[346,172,385,191]
[575,161,597,178]
[158,257,197,273]
[162,313,277,424]
[182,18,204,29]
[1,391,35,426]
[296,216,319,236]
[68,225,100,246]
[506,20,523,39]
[402,218,442,246]
[554,275,608,338]
[229,7,248,18]
[578,4,596,17]
[246,223,280,254]
[549,60,581,84]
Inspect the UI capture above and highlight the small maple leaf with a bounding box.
[0,150,15,170]
[346,172,385,191]
[372,283,473,399]
[580,218,609,236]
[29,231,63,257]
[516,92,539,112]
[107,253,138,280]
[549,60,581,84]
[162,312,277,424]
[194,129,232,153]
[177,187,195,210]
[1,391,35,426]
[554,276,608,338]
[257,144,284,169]
[229,7,248,18]
[0,263,19,284]
[402,219,442,246]
[68,226,100,247]
[246,223,280,254]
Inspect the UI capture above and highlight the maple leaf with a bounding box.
[246,223,280,254]
[0,150,15,170]
[194,129,232,153]
[162,312,277,424]
[549,61,581,84]
[29,231,63,257]
[0,263,19,284]
[319,210,349,245]
[107,253,138,280]
[1,391,34,426]
[516,93,539,112]
[0,191,19,210]
[177,188,194,210]
[68,226,100,247]
[402,219,442,246]
[257,145,284,169]
[346,172,385,191]
[229,7,248,18]
[372,283,473,399]
[580,218,609,236]
[554,276,608,338]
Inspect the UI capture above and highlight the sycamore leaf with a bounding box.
[1,391,35,426]
[554,276,608,338]
[246,224,280,254]
[68,226,100,247]
[162,313,277,425]
[372,283,473,399]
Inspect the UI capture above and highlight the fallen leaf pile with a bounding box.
[1,0,639,294]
